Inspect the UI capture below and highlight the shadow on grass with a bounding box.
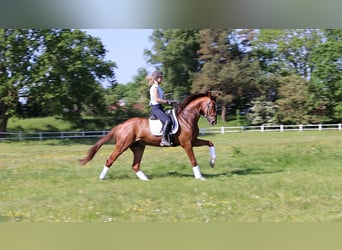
[135,166,285,180]
[95,166,285,181]
[204,167,284,179]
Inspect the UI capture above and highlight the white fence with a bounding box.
[1,124,342,141]
[0,130,109,141]
[200,123,342,135]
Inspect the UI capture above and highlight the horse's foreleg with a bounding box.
[183,143,206,180]
[192,139,216,168]
[130,142,149,181]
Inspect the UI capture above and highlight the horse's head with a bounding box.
[202,91,218,126]
[178,92,219,125]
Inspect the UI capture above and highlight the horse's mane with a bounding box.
[177,93,209,115]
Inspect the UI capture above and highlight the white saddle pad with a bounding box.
[148,109,179,136]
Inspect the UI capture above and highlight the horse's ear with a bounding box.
[208,91,220,99]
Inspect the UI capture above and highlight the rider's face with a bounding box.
[156,76,163,83]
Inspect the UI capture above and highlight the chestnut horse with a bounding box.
[80,92,218,181]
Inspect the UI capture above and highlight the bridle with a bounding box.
[203,98,217,124]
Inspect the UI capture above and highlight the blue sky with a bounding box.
[83,29,155,85]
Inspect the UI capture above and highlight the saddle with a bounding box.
[148,108,179,136]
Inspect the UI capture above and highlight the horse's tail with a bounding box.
[79,127,116,165]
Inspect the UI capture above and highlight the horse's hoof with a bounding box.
[136,171,150,181]
[209,159,215,168]
[196,177,207,181]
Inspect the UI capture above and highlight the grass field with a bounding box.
[1,131,341,222]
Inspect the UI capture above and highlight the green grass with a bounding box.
[0,131,341,222]
[7,116,75,132]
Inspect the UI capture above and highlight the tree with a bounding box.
[145,29,200,99]
[275,75,313,124]
[250,29,331,124]
[29,29,116,122]
[253,29,324,78]
[0,29,116,137]
[247,98,278,125]
[193,29,262,122]
[0,29,41,136]
[310,29,342,122]
[105,68,149,124]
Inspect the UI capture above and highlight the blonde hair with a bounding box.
[146,75,154,86]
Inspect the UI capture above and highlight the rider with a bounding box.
[148,70,174,146]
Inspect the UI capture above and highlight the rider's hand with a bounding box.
[166,99,177,105]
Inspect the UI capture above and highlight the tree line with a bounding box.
[1,29,341,136]
[146,29,342,125]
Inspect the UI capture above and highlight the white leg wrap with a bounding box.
[192,166,205,180]
[209,146,216,168]
[99,166,110,180]
[136,170,149,181]
[209,146,216,159]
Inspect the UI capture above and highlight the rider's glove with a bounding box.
[166,99,177,105]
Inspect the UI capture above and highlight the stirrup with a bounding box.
[160,139,171,146]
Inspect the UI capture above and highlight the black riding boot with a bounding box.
[160,120,172,146]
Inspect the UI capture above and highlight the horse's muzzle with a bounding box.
[208,116,217,126]
[210,120,217,126]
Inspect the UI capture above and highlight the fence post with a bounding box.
[339,124,342,131]
[200,128,205,135]
[39,132,43,140]
[318,124,322,131]
[299,124,303,131]
[221,127,224,134]
[280,125,284,132]
[260,125,264,132]
[19,131,22,141]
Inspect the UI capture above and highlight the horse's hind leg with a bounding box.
[130,141,149,181]
[99,143,130,180]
